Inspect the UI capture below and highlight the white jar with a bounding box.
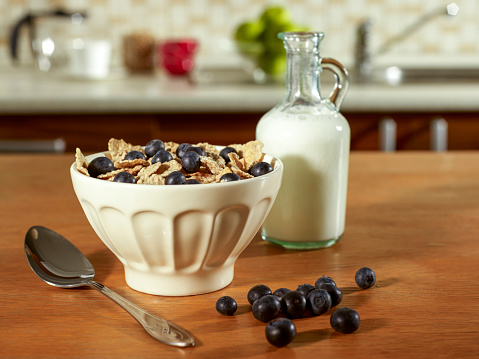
[256,32,350,250]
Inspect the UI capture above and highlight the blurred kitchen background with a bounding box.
[1,0,478,68]
[1,0,479,153]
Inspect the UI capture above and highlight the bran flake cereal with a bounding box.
[115,158,150,169]
[98,169,125,181]
[227,152,246,172]
[76,138,272,185]
[200,156,224,175]
[75,148,90,176]
[137,160,182,185]
[243,140,265,169]
[108,138,143,163]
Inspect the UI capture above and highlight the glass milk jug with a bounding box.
[256,32,350,250]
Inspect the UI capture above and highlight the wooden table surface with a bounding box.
[1,152,479,358]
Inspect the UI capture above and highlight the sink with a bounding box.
[358,66,479,86]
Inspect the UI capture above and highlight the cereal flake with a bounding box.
[75,148,90,176]
[108,138,143,163]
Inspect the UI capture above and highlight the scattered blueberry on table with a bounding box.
[247,284,272,305]
[216,268,376,347]
[216,296,237,316]
[314,275,336,288]
[252,295,281,322]
[315,282,342,307]
[307,289,332,316]
[330,307,361,334]
[281,290,307,319]
[296,283,316,298]
[265,318,296,347]
[355,267,377,289]
[272,287,291,301]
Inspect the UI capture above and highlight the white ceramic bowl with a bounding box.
[70,150,283,296]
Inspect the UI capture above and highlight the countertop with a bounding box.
[1,67,479,114]
[1,152,479,358]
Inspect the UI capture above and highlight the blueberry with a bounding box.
[185,146,206,157]
[296,283,316,298]
[216,296,237,316]
[145,139,165,157]
[355,267,376,289]
[315,275,336,289]
[281,290,307,319]
[316,282,342,307]
[87,157,114,178]
[272,288,291,301]
[176,143,192,158]
[250,162,273,177]
[307,289,331,316]
[113,172,136,184]
[330,307,360,334]
[124,150,146,161]
[219,147,238,163]
[181,151,201,173]
[265,318,296,347]
[165,171,186,185]
[252,295,281,323]
[247,284,272,305]
[219,173,241,182]
[151,149,173,164]
[185,179,200,185]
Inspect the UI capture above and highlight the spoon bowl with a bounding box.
[25,226,94,287]
[25,225,195,347]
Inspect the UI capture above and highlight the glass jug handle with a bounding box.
[321,58,350,110]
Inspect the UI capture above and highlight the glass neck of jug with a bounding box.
[280,32,325,106]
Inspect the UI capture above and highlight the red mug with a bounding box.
[159,39,198,75]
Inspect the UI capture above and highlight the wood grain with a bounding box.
[1,152,478,358]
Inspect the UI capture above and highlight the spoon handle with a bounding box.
[88,281,195,347]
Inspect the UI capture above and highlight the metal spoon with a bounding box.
[24,225,195,347]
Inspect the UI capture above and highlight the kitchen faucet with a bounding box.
[354,3,459,82]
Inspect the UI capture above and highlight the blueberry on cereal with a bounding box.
[176,143,192,159]
[165,171,186,185]
[113,172,136,184]
[87,157,114,178]
[220,173,241,182]
[145,139,165,158]
[185,179,200,185]
[182,151,201,173]
[185,146,206,157]
[219,147,238,164]
[125,150,146,161]
[151,149,173,164]
[250,162,273,177]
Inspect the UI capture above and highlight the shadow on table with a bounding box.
[342,277,399,295]
[292,317,388,347]
[87,248,117,282]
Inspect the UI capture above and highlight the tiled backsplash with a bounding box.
[0,0,477,68]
